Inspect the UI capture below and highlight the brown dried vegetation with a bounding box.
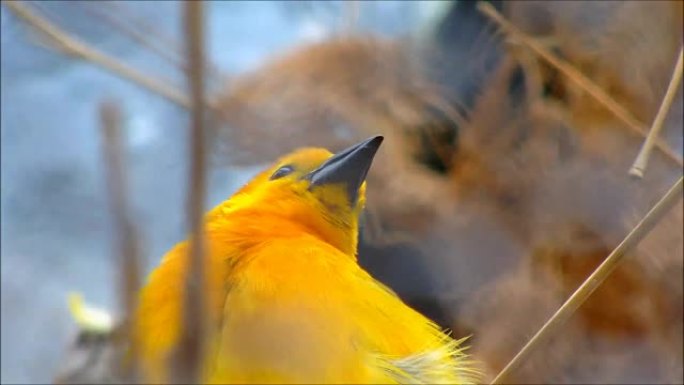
[212,2,682,383]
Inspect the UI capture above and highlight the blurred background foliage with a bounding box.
[1,1,682,384]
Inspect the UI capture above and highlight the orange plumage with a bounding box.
[134,136,478,384]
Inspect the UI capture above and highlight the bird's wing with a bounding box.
[372,336,481,385]
[346,267,482,384]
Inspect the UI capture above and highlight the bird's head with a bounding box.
[222,136,384,256]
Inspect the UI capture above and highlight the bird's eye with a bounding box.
[270,165,294,180]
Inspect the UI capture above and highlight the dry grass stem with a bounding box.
[75,1,188,73]
[99,99,141,382]
[3,0,192,109]
[341,0,360,34]
[491,176,684,384]
[477,1,683,168]
[74,1,225,86]
[630,47,684,178]
[173,1,208,383]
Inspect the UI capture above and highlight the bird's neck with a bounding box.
[205,202,359,258]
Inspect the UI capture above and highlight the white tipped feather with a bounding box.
[375,336,482,384]
[67,292,114,334]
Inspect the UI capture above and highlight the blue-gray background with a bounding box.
[0,1,448,382]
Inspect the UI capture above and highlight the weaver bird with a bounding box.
[134,136,478,384]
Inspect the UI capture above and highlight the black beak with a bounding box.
[305,136,384,204]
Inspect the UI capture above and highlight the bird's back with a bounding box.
[207,235,476,384]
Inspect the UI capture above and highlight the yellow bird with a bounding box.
[134,136,479,384]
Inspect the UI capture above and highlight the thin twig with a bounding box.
[99,1,184,59]
[3,0,192,109]
[341,0,360,34]
[74,0,226,87]
[630,48,684,178]
[102,0,223,83]
[75,1,188,72]
[99,99,141,382]
[173,1,208,383]
[477,2,683,168]
[491,176,684,384]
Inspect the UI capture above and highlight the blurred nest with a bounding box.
[7,1,681,384]
[213,1,684,383]
[213,36,463,238]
